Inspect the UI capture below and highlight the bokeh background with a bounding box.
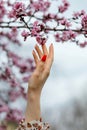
[0,0,87,130]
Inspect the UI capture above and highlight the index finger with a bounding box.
[45,44,54,70]
[48,43,54,62]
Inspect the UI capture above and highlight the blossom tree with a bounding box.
[0,0,87,129]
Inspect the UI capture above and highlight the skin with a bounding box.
[25,43,54,122]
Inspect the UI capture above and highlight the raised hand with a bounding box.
[28,43,54,93]
[25,43,54,122]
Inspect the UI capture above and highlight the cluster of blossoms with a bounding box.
[0,0,6,21]
[59,18,71,27]
[8,2,26,18]
[21,30,30,41]
[0,0,87,46]
[80,41,87,48]
[73,10,86,19]
[55,30,77,42]
[73,10,87,30]
[2,0,86,46]
[0,21,34,129]
[0,0,87,129]
[6,109,23,123]
[58,0,70,13]
[30,0,50,12]
[81,14,87,29]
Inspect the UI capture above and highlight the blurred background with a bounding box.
[0,0,87,130]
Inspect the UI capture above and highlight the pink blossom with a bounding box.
[61,31,69,41]
[31,21,45,36]
[31,21,41,36]
[8,10,16,18]
[33,21,38,28]
[0,104,9,113]
[5,67,11,77]
[6,109,23,122]
[80,10,86,16]
[43,13,57,23]
[48,14,56,19]
[8,2,26,18]
[9,91,21,101]
[9,78,19,88]
[19,63,29,73]
[11,27,18,37]
[62,0,70,6]
[20,87,27,99]
[13,2,25,11]
[60,18,71,27]
[54,33,61,42]
[7,51,21,66]
[61,30,77,42]
[31,28,38,36]
[58,5,66,13]
[0,74,7,80]
[21,30,30,41]
[73,12,80,19]
[80,41,87,48]
[26,58,33,64]
[36,36,47,45]
[0,32,20,45]
[73,10,86,19]
[7,51,19,59]
[68,30,77,39]
[0,101,9,113]
[13,2,25,16]
[58,0,69,13]
[6,27,18,42]
[30,0,50,12]
[81,14,87,29]
[0,0,6,21]
[22,76,30,82]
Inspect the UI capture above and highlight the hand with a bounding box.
[28,43,54,94]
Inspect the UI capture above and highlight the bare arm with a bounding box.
[25,43,54,122]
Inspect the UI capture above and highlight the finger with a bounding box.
[48,43,54,61]
[42,44,48,55]
[35,44,43,59]
[32,50,39,65]
[46,44,54,69]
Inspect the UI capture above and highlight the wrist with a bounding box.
[27,87,41,101]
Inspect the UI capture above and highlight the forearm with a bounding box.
[16,89,50,130]
[25,88,41,122]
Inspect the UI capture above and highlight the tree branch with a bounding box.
[0,25,86,34]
